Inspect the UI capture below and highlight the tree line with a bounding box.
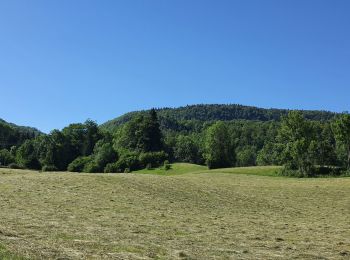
[0,109,349,177]
[102,104,337,132]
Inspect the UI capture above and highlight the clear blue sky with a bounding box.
[0,0,349,133]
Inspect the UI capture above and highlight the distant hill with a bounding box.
[0,118,42,149]
[101,104,338,132]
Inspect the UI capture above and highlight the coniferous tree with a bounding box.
[114,110,163,153]
[148,109,163,152]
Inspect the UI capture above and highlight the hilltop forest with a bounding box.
[0,104,349,177]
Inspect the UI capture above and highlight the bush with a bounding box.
[164,164,171,171]
[139,151,168,168]
[279,165,344,177]
[114,152,140,172]
[104,162,121,173]
[312,166,344,177]
[0,149,15,166]
[104,163,132,173]
[42,165,58,172]
[8,163,22,169]
[68,156,92,172]
[146,163,152,170]
[83,161,101,173]
[163,160,171,170]
[277,167,307,178]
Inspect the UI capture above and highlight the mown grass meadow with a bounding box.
[0,165,349,259]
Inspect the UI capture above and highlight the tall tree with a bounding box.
[36,130,73,170]
[174,135,200,164]
[16,139,41,169]
[0,149,15,166]
[311,122,337,166]
[332,114,350,170]
[147,109,163,152]
[114,110,163,153]
[204,121,235,169]
[278,111,315,176]
[84,120,102,155]
[236,146,257,167]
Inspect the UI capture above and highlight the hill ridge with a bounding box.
[101,103,338,131]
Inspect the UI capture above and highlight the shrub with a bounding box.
[83,161,101,173]
[42,165,58,172]
[124,168,131,173]
[164,164,171,171]
[68,156,92,172]
[8,163,22,169]
[146,163,152,170]
[0,149,15,166]
[104,162,121,173]
[163,160,171,170]
[114,152,140,172]
[279,165,344,177]
[139,151,168,168]
[312,166,343,177]
[278,167,313,178]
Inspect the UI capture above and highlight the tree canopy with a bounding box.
[1,105,349,177]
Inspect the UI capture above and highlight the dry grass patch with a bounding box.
[0,168,349,259]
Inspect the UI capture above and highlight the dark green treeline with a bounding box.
[1,106,349,177]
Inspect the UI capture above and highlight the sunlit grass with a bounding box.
[135,163,281,177]
[0,167,349,259]
[134,162,207,175]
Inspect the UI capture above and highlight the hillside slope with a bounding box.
[0,118,42,149]
[101,104,337,131]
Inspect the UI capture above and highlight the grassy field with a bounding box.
[135,163,280,176]
[0,165,349,259]
[135,163,208,175]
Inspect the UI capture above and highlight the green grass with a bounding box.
[0,166,349,259]
[210,165,282,176]
[0,244,25,260]
[134,162,208,175]
[135,163,281,176]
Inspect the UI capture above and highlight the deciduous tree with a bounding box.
[204,122,235,169]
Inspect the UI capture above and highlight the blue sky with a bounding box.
[0,0,349,133]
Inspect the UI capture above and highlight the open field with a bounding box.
[135,163,280,176]
[0,165,349,259]
[135,163,281,176]
[135,163,208,175]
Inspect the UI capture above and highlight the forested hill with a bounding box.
[0,118,42,149]
[101,104,337,131]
